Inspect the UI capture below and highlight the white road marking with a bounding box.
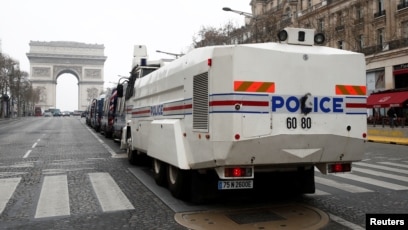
[35,175,70,218]
[352,167,408,183]
[329,213,365,230]
[89,172,134,212]
[333,173,408,190]
[85,127,118,157]
[23,150,32,159]
[23,139,41,159]
[310,189,331,196]
[379,162,408,169]
[315,177,373,193]
[0,177,21,215]
[0,172,27,177]
[354,162,408,174]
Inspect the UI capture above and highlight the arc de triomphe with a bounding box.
[26,41,107,111]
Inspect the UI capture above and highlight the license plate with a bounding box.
[218,180,253,190]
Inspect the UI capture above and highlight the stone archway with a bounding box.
[26,41,107,111]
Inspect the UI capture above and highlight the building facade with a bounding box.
[242,0,408,95]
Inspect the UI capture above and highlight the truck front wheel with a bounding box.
[127,138,143,165]
[153,159,167,187]
[168,165,191,200]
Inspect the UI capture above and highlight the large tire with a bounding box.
[127,146,137,165]
[167,165,191,200]
[127,138,141,165]
[104,128,112,138]
[153,159,167,187]
[298,166,315,194]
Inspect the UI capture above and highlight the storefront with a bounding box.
[394,63,408,89]
[367,89,408,126]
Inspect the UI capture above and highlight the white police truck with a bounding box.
[120,28,367,202]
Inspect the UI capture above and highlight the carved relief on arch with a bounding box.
[85,69,102,79]
[87,87,99,102]
[36,86,47,103]
[53,65,82,80]
[32,67,51,78]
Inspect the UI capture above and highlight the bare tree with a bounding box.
[1,52,40,117]
[192,21,241,48]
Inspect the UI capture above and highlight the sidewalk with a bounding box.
[367,125,408,145]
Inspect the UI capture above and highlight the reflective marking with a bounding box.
[315,177,372,193]
[32,142,37,148]
[354,162,408,174]
[0,178,21,215]
[335,85,366,95]
[89,173,134,212]
[35,175,70,218]
[352,167,408,183]
[234,81,275,93]
[333,173,408,190]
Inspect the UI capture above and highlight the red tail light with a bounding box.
[328,163,351,173]
[224,167,252,178]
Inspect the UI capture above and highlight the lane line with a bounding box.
[85,126,117,157]
[89,172,134,212]
[23,150,32,159]
[35,175,70,218]
[23,138,41,159]
[0,178,21,215]
[315,177,373,193]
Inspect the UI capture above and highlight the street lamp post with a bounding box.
[156,50,183,59]
[222,7,254,18]
[222,7,259,43]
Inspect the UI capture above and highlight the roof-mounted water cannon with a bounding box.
[132,45,148,69]
[277,28,325,46]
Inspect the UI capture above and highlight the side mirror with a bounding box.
[117,84,123,97]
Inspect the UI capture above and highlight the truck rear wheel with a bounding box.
[167,165,191,200]
[153,159,167,187]
[127,139,144,165]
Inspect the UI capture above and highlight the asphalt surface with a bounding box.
[1,117,407,230]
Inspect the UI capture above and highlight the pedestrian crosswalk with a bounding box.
[0,178,21,215]
[313,160,408,196]
[1,161,408,218]
[0,172,134,219]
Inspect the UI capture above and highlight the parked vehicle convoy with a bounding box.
[118,28,367,202]
[89,95,105,132]
[112,83,128,141]
[73,110,83,116]
[34,106,42,116]
[99,88,117,137]
[43,111,52,117]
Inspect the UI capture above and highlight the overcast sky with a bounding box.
[0,0,250,111]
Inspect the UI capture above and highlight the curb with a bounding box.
[367,136,408,145]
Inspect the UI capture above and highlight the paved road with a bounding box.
[0,117,183,229]
[0,117,407,229]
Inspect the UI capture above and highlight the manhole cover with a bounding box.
[175,203,329,230]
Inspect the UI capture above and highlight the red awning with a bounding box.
[393,68,408,75]
[367,91,408,108]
